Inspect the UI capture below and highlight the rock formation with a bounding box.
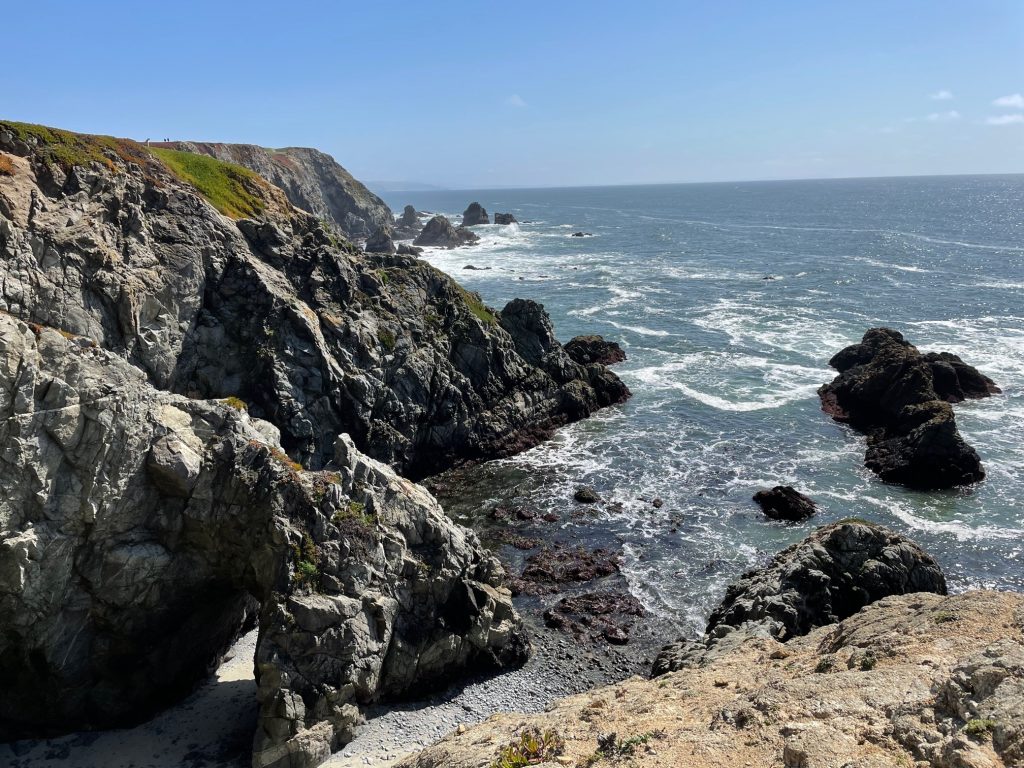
[752,485,816,522]
[400,590,1024,768]
[166,141,393,239]
[493,212,517,225]
[0,120,632,767]
[413,214,481,248]
[461,202,489,226]
[819,328,999,489]
[394,204,420,239]
[0,313,525,766]
[364,225,395,254]
[564,335,626,366]
[0,121,628,481]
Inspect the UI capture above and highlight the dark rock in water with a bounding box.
[414,214,481,248]
[463,264,491,270]
[570,231,592,237]
[652,497,664,508]
[395,242,423,256]
[707,520,947,641]
[565,335,626,366]
[762,275,775,280]
[512,545,621,595]
[753,485,817,522]
[653,520,947,674]
[461,202,489,226]
[364,225,395,254]
[394,204,421,238]
[819,328,998,489]
[494,212,518,225]
[543,591,645,645]
[574,486,601,503]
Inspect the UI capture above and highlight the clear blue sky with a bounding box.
[4,1,1022,188]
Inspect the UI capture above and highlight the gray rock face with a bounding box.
[493,212,517,225]
[0,312,525,766]
[0,123,628,481]
[394,204,420,239]
[653,520,947,674]
[169,141,394,239]
[461,202,489,226]
[365,225,396,254]
[413,214,480,248]
[0,123,630,767]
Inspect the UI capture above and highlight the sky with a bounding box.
[3,1,1023,188]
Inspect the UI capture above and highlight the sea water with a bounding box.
[382,175,1024,636]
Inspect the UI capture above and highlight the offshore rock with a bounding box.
[0,121,628,480]
[493,212,517,225]
[819,328,998,488]
[461,201,489,226]
[0,313,526,767]
[394,204,420,238]
[564,335,626,366]
[364,225,395,254]
[413,214,480,248]
[167,141,393,239]
[752,485,816,522]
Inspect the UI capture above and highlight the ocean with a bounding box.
[383,175,1024,636]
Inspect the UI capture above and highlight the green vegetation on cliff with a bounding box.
[0,121,150,172]
[149,147,265,218]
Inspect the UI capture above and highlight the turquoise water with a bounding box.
[382,176,1024,634]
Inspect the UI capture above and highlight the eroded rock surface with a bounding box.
[493,212,517,225]
[461,202,489,226]
[413,214,480,248]
[819,328,998,488]
[753,485,817,522]
[564,335,626,366]
[401,591,1024,768]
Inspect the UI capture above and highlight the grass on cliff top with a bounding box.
[0,120,152,172]
[148,147,266,218]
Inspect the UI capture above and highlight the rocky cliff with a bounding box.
[163,141,394,239]
[0,121,628,767]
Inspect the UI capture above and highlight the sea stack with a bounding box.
[414,214,481,248]
[494,212,518,224]
[819,328,998,489]
[462,201,489,225]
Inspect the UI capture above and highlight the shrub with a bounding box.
[457,285,497,325]
[148,147,265,218]
[964,719,997,739]
[377,328,397,351]
[491,728,564,768]
[223,396,247,411]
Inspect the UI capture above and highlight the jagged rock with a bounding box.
[364,226,395,254]
[402,591,1024,768]
[752,485,816,522]
[707,520,946,641]
[511,545,620,596]
[168,141,393,239]
[413,214,481,248]
[461,202,489,226]
[819,328,998,489]
[574,486,601,503]
[0,121,628,480]
[493,212,517,225]
[0,122,637,768]
[0,313,526,766]
[564,335,626,366]
[395,242,422,256]
[394,204,420,238]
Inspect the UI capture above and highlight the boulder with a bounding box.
[364,226,395,254]
[574,486,601,504]
[461,202,489,226]
[413,214,481,248]
[395,242,423,256]
[564,335,626,366]
[752,485,816,522]
[570,231,592,237]
[494,212,518,225]
[819,328,997,488]
[394,204,420,238]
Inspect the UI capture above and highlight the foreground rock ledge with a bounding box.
[819,327,999,489]
[400,590,1024,768]
[0,314,526,767]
